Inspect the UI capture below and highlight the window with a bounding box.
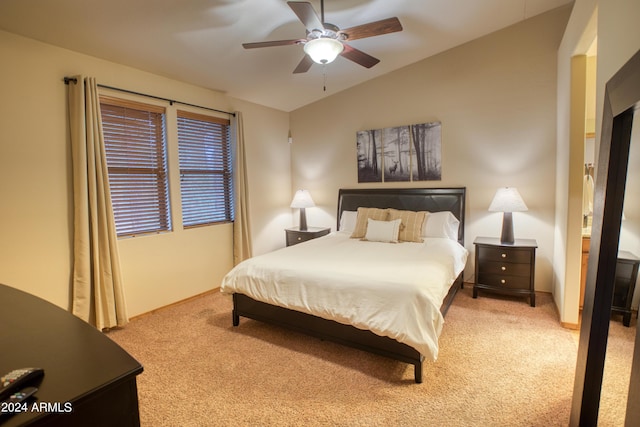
[100,97,171,237]
[177,110,233,227]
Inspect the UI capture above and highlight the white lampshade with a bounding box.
[290,190,315,209]
[488,187,528,213]
[488,187,527,244]
[303,38,344,64]
[291,190,315,231]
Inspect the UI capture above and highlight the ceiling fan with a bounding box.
[242,0,403,74]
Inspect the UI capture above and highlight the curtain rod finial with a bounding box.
[64,77,78,85]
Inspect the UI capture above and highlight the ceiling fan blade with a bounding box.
[242,39,305,49]
[293,55,314,74]
[340,17,403,41]
[288,1,324,31]
[340,43,380,68]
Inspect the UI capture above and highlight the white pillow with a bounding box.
[364,218,401,243]
[423,211,460,240]
[339,210,358,232]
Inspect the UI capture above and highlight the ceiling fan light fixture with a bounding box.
[303,37,344,64]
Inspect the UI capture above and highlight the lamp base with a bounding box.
[500,212,514,244]
[299,208,308,231]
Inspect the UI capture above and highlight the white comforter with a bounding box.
[220,231,468,361]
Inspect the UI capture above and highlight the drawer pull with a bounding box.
[297,237,302,241]
[501,266,506,271]
[501,253,507,258]
[501,279,506,284]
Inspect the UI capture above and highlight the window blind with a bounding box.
[177,110,233,228]
[100,97,172,237]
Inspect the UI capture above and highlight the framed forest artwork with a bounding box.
[357,122,442,183]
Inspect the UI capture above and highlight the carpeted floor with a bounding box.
[107,286,634,426]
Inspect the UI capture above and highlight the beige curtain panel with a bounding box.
[67,75,128,330]
[232,111,253,264]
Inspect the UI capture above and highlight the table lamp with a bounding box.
[488,187,528,244]
[290,190,315,231]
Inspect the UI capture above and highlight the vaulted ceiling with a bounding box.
[0,0,572,111]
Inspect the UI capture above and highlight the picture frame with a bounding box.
[357,122,441,183]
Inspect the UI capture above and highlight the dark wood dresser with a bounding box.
[0,283,143,426]
[473,236,538,307]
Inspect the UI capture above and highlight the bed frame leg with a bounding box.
[232,294,240,326]
[232,310,239,327]
[414,363,423,383]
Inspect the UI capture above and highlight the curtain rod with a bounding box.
[63,77,235,117]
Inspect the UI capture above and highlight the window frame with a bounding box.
[176,110,233,229]
[99,96,172,238]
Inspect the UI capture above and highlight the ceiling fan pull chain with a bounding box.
[323,64,327,92]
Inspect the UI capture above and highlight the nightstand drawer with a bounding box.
[285,227,330,246]
[478,261,531,277]
[287,231,314,246]
[477,273,530,290]
[477,246,531,264]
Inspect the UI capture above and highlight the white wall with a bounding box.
[555,0,640,325]
[290,6,571,291]
[597,0,640,308]
[554,0,597,326]
[0,29,289,316]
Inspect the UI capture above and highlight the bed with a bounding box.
[221,187,467,383]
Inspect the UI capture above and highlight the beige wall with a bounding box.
[0,29,289,316]
[227,99,293,257]
[4,0,637,323]
[290,6,572,290]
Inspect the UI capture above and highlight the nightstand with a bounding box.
[473,236,538,307]
[612,251,640,327]
[285,226,330,247]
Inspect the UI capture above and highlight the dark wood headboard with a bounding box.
[337,187,466,246]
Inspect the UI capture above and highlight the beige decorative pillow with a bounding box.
[388,208,427,243]
[363,218,401,243]
[350,207,389,238]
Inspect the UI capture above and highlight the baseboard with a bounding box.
[129,288,220,322]
[561,321,580,330]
